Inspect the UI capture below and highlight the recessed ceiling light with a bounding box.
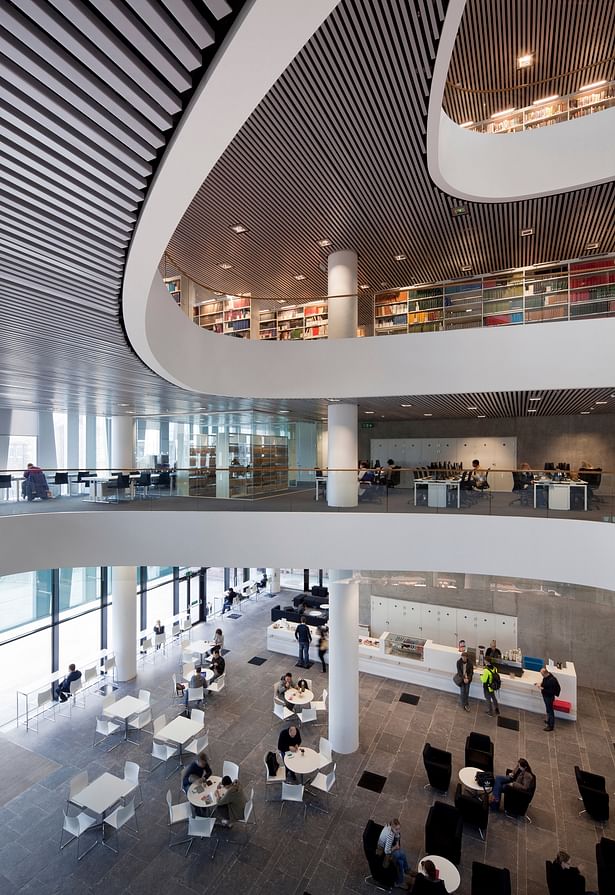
[401,403,412,407]
[317,238,332,247]
[580,411,591,415]
[586,242,600,250]
[364,411,375,415]
[517,53,534,69]
[580,80,606,92]
[293,274,306,281]
[467,406,478,411]
[451,205,467,217]
[460,121,474,128]
[595,400,608,405]
[279,410,290,413]
[520,228,534,237]
[477,414,486,418]
[394,254,407,261]
[220,262,232,270]
[491,107,516,119]
[528,409,537,413]
[214,291,224,296]
[118,403,130,407]
[230,224,248,234]
[529,397,541,401]
[465,308,473,313]
[423,413,433,417]
[533,94,559,105]
[359,284,370,290]
[328,398,340,402]
[461,265,472,272]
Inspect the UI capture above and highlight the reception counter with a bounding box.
[266,623,577,720]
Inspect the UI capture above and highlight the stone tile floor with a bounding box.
[0,591,613,895]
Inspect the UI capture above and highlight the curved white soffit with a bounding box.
[427,0,615,202]
[123,0,339,369]
[0,512,613,594]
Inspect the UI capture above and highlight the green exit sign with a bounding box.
[361,422,375,429]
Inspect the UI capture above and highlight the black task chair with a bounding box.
[425,801,463,865]
[423,742,452,792]
[0,474,13,500]
[53,472,69,497]
[134,472,152,499]
[465,732,494,773]
[503,774,536,822]
[575,766,610,822]
[596,836,615,895]
[471,862,512,895]
[579,468,603,509]
[362,820,397,892]
[510,471,532,506]
[546,860,586,895]
[454,783,489,840]
[106,473,130,502]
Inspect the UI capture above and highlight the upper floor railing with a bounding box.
[2,466,614,524]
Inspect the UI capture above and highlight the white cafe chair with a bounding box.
[222,760,239,781]
[123,761,144,808]
[166,789,191,849]
[307,763,336,813]
[317,736,333,769]
[93,717,121,750]
[264,754,285,801]
[59,810,98,860]
[185,731,209,757]
[280,782,306,819]
[102,799,139,853]
[186,816,217,857]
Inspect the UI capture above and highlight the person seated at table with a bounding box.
[215,775,246,827]
[256,571,268,593]
[490,757,534,810]
[185,665,208,706]
[213,628,224,650]
[182,750,212,795]
[296,678,309,692]
[470,458,489,489]
[210,647,225,679]
[518,462,534,488]
[222,587,238,614]
[22,463,50,501]
[278,724,301,781]
[358,461,375,499]
[276,673,294,699]
[414,859,447,893]
[54,663,82,701]
[377,818,412,890]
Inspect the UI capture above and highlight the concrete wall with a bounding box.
[360,414,615,472]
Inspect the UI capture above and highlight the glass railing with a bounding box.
[1,467,614,523]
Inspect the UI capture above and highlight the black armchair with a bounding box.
[454,783,489,840]
[471,862,512,895]
[412,874,446,895]
[362,820,397,891]
[546,860,586,895]
[425,801,463,865]
[503,775,535,822]
[465,732,494,773]
[596,836,615,895]
[575,766,610,823]
[423,742,452,792]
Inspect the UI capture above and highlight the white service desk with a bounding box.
[414,479,461,508]
[533,479,587,511]
[266,623,577,720]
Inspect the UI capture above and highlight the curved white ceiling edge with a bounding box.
[123,0,340,369]
[0,512,613,595]
[146,281,615,399]
[427,0,615,202]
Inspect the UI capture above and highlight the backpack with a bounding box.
[490,670,501,691]
[265,751,279,777]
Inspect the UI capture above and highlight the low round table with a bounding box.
[283,747,320,782]
[319,603,329,610]
[188,775,222,812]
[419,856,461,893]
[458,766,490,794]
[285,688,314,707]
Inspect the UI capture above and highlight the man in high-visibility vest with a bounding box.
[481,660,500,716]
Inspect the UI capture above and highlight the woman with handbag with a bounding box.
[455,651,473,711]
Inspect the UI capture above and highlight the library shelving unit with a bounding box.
[250,435,288,494]
[374,254,615,336]
[193,299,224,333]
[258,309,278,340]
[164,276,181,305]
[188,437,216,497]
[223,297,251,337]
[303,302,328,339]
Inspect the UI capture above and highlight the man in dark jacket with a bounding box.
[54,663,82,701]
[295,617,312,668]
[537,667,561,731]
[456,651,473,711]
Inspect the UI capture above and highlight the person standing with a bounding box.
[456,650,473,711]
[536,666,561,731]
[295,616,312,668]
[480,659,500,716]
[317,626,328,673]
[485,639,501,661]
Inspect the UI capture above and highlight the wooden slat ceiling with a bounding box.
[0,0,613,424]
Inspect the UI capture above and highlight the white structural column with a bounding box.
[267,568,280,595]
[216,430,230,498]
[328,569,359,754]
[327,403,358,507]
[327,250,357,340]
[111,416,135,470]
[111,566,137,682]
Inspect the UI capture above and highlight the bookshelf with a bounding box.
[164,276,181,306]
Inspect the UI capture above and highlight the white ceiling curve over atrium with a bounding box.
[427,0,615,202]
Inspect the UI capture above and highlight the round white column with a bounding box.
[111,566,137,682]
[111,416,135,470]
[327,403,357,507]
[267,568,281,594]
[328,569,359,754]
[327,250,357,339]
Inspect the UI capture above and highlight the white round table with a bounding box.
[419,856,461,893]
[319,603,329,609]
[190,640,215,662]
[285,687,314,706]
[458,766,489,793]
[283,747,320,781]
[188,775,222,812]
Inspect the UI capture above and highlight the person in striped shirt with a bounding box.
[377,818,411,888]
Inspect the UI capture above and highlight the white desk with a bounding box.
[414,479,461,509]
[533,479,587,511]
[285,688,314,707]
[157,715,202,765]
[315,477,327,501]
[82,476,107,503]
[420,856,460,893]
[459,766,488,793]
[72,772,133,817]
[187,775,222,812]
[189,640,216,663]
[104,695,149,742]
[284,746,320,781]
